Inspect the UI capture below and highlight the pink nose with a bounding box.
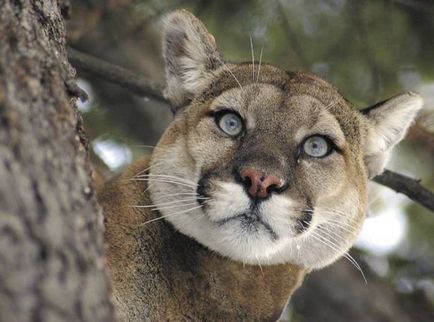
[239,168,285,199]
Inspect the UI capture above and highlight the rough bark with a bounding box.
[0,1,114,321]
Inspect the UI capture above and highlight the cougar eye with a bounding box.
[216,112,244,137]
[302,135,332,158]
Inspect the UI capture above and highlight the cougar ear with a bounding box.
[162,10,222,111]
[361,92,423,178]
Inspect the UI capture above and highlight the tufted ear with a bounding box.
[162,10,222,111]
[361,92,423,178]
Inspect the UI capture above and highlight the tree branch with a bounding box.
[67,48,434,213]
[374,170,434,212]
[68,47,167,104]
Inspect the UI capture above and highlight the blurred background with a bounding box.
[68,0,434,320]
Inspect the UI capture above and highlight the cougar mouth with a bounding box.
[215,211,279,241]
[196,172,314,242]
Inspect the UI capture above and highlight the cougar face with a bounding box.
[148,10,423,269]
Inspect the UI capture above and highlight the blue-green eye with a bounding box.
[302,136,331,158]
[217,112,243,136]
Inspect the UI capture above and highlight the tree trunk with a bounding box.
[0,1,114,321]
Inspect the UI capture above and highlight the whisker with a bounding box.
[143,181,155,194]
[150,201,201,211]
[315,207,361,223]
[256,45,264,83]
[303,221,363,274]
[314,210,361,232]
[317,225,350,245]
[320,225,364,253]
[250,35,255,81]
[318,211,354,220]
[131,197,207,209]
[131,178,197,190]
[341,252,367,284]
[309,228,367,284]
[326,218,374,241]
[324,99,338,112]
[132,161,164,178]
[325,215,360,226]
[314,206,350,217]
[215,56,243,91]
[255,255,264,277]
[322,217,360,229]
[132,177,196,188]
[322,221,359,236]
[310,229,354,264]
[146,184,207,198]
[323,216,361,229]
[156,192,208,199]
[137,204,203,226]
[136,173,197,185]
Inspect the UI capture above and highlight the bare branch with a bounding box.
[67,48,434,213]
[68,47,167,104]
[374,170,434,212]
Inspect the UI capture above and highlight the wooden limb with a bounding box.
[373,170,434,212]
[68,47,167,104]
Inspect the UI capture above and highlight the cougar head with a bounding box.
[147,10,423,269]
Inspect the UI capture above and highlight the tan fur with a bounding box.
[101,10,423,321]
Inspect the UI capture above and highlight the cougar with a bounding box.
[99,9,423,321]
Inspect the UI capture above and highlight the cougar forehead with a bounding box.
[148,64,368,269]
[195,64,363,143]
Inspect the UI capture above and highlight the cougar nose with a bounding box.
[239,168,285,199]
